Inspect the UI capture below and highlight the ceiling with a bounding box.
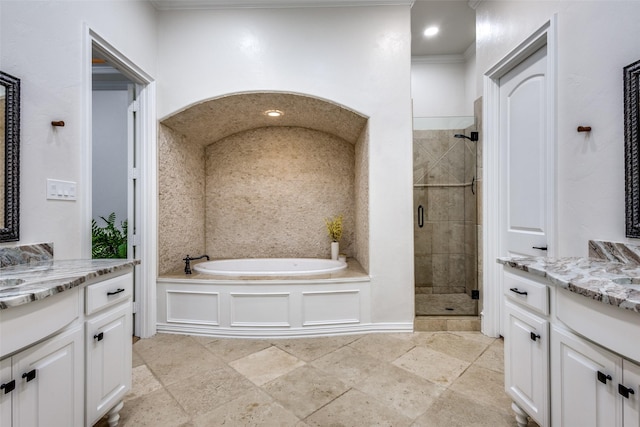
[149,0,477,57]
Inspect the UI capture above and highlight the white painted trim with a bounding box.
[482,15,557,338]
[411,54,466,65]
[84,26,158,339]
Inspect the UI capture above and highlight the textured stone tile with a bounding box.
[449,365,512,414]
[473,338,505,374]
[417,332,490,363]
[191,387,300,427]
[348,333,416,362]
[304,389,412,427]
[262,365,349,418]
[414,317,448,331]
[413,389,516,427]
[446,318,481,331]
[125,365,163,402]
[167,365,256,416]
[272,335,360,362]
[132,347,145,368]
[393,346,469,387]
[229,346,305,386]
[117,389,189,427]
[354,363,445,419]
[193,336,272,362]
[311,345,383,386]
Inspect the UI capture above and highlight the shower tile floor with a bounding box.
[94,332,539,427]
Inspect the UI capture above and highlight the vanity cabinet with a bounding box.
[85,272,133,427]
[503,269,550,427]
[0,325,84,427]
[551,325,640,427]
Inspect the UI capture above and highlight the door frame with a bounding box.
[482,16,557,337]
[83,26,157,339]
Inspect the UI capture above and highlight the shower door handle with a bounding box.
[417,205,424,228]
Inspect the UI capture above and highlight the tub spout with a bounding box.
[183,254,210,274]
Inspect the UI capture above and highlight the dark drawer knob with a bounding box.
[530,332,541,341]
[94,332,104,342]
[597,371,612,384]
[510,288,528,296]
[22,369,36,382]
[107,288,125,296]
[619,384,636,398]
[1,380,15,394]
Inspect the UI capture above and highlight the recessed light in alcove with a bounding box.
[264,109,284,117]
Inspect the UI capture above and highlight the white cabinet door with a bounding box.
[623,359,640,427]
[504,301,549,426]
[0,358,12,426]
[85,302,132,426]
[12,325,83,427]
[551,325,621,427]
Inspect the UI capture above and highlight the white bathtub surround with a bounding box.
[156,259,392,338]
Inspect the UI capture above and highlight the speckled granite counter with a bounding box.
[0,259,139,310]
[498,256,640,314]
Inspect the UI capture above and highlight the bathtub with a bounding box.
[193,258,347,277]
[156,258,385,338]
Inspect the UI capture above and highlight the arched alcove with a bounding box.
[157,92,370,274]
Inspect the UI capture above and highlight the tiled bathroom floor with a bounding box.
[95,331,539,427]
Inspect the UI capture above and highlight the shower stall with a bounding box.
[413,116,479,316]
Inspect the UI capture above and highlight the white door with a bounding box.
[623,359,640,427]
[499,45,551,258]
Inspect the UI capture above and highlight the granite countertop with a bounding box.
[0,259,139,310]
[498,256,640,314]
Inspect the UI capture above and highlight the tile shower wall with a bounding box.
[158,124,206,275]
[205,127,355,260]
[413,128,477,298]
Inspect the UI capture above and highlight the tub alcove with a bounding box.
[157,92,373,338]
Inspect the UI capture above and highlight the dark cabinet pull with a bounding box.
[619,384,636,398]
[1,380,15,394]
[107,288,125,296]
[597,371,612,384]
[532,246,548,251]
[530,332,541,341]
[417,205,424,228]
[510,288,528,296]
[94,332,104,342]
[22,369,36,382]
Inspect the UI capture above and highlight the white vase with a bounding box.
[331,241,339,260]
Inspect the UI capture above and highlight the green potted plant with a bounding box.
[91,212,128,259]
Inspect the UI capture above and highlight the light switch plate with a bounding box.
[47,179,77,201]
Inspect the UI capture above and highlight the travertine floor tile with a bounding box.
[195,336,272,362]
[393,346,469,386]
[413,389,516,427]
[272,334,360,361]
[117,389,190,427]
[125,365,163,402]
[474,338,504,373]
[354,362,445,419]
[311,345,383,386]
[167,364,256,416]
[191,387,301,427]
[304,389,413,427]
[229,346,305,386]
[348,333,416,362]
[449,364,512,414]
[262,365,350,418]
[417,332,491,362]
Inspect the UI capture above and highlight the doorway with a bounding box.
[86,30,157,339]
[413,116,479,317]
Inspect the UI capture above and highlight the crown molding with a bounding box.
[150,0,414,10]
[411,54,466,65]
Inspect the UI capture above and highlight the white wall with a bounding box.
[0,1,157,258]
[477,1,640,257]
[411,57,470,118]
[157,5,415,325]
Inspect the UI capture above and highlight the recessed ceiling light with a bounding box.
[423,26,439,37]
[264,109,284,117]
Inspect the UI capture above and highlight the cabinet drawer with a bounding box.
[86,272,132,315]
[504,269,549,315]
